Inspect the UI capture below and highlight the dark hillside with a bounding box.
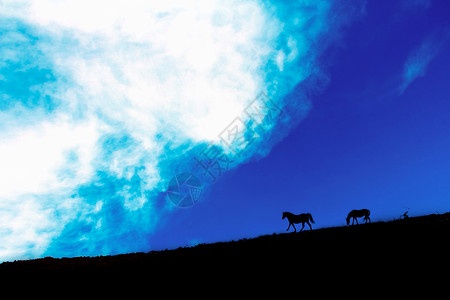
[2,213,450,281]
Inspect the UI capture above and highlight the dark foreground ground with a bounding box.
[2,213,450,283]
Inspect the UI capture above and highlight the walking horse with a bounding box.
[282,212,315,232]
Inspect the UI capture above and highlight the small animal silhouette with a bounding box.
[400,210,409,219]
[346,209,371,225]
[282,212,315,232]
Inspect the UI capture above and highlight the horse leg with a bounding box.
[355,217,359,225]
[292,223,297,233]
[286,223,291,231]
[300,223,305,232]
[307,221,312,230]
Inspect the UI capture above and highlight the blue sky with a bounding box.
[0,0,449,260]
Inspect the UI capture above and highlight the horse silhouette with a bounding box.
[346,209,371,225]
[282,212,315,232]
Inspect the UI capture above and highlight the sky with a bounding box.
[0,0,449,261]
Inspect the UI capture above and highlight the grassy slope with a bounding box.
[1,212,450,279]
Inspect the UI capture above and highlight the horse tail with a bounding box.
[308,213,315,224]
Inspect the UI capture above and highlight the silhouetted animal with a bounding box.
[346,209,371,225]
[400,211,409,219]
[282,212,315,232]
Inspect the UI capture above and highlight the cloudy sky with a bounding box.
[1,0,449,261]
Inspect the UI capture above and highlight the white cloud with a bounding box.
[0,116,102,198]
[0,0,285,260]
[399,33,449,95]
[0,0,290,195]
[0,116,103,260]
[0,0,337,259]
[0,194,81,260]
[6,0,278,142]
